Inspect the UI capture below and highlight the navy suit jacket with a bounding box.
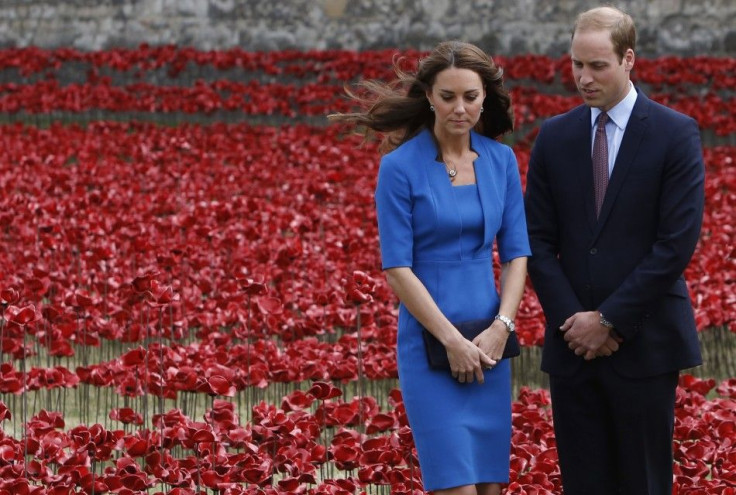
[525,89,705,378]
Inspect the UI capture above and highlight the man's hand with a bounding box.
[560,311,616,359]
[592,331,624,360]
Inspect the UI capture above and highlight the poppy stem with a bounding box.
[142,306,150,429]
[0,304,6,366]
[21,322,28,479]
[158,307,165,427]
[245,293,253,415]
[355,303,365,431]
[95,384,101,426]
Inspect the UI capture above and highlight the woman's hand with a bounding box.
[469,256,527,369]
[446,334,496,384]
[383,267,501,383]
[472,320,509,366]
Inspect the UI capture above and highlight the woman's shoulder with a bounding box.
[380,129,436,174]
[385,128,434,158]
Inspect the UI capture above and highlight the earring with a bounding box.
[429,105,435,112]
[480,107,484,113]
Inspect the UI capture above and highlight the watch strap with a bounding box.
[494,314,515,333]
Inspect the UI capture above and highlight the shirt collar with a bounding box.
[591,82,637,131]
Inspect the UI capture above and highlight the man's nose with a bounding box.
[578,68,593,85]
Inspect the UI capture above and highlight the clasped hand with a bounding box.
[447,322,507,384]
[560,311,623,360]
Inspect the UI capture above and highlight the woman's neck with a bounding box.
[433,129,471,160]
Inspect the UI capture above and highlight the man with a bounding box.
[524,6,705,495]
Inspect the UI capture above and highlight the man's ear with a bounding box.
[624,48,635,71]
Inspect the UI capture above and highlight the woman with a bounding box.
[331,41,529,494]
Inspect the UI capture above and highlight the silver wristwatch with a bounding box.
[599,312,614,329]
[494,314,515,333]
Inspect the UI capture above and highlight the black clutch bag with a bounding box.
[422,318,521,370]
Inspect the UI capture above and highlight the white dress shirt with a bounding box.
[591,82,638,177]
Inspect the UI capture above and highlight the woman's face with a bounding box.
[426,67,485,139]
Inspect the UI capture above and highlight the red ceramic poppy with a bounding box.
[109,408,144,426]
[307,381,343,401]
[0,47,733,494]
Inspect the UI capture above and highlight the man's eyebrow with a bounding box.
[571,58,609,65]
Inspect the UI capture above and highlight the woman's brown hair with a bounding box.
[329,41,513,153]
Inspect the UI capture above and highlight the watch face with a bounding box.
[496,315,515,332]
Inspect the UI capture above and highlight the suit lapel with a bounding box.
[594,91,650,235]
[571,107,600,232]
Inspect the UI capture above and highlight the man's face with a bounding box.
[571,29,634,111]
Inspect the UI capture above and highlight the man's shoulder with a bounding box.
[546,103,587,126]
[639,94,695,125]
[535,104,587,140]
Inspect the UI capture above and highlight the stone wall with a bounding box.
[0,0,735,56]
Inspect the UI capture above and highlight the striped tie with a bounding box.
[593,112,609,217]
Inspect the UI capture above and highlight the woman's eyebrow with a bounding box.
[438,89,481,95]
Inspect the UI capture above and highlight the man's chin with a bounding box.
[585,98,606,110]
[579,92,597,104]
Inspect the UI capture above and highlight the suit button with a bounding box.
[590,248,598,255]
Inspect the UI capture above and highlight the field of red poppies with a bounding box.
[0,47,735,494]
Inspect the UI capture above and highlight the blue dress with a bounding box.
[374,129,530,490]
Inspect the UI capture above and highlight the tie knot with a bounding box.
[597,112,608,129]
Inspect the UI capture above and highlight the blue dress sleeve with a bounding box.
[496,149,531,263]
[374,154,413,269]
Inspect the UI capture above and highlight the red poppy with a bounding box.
[307,381,343,401]
[4,304,41,326]
[0,46,732,494]
[0,287,20,305]
[109,408,144,426]
[0,401,10,422]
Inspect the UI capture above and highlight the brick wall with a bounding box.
[0,0,734,55]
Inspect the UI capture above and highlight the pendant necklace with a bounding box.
[444,159,457,182]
